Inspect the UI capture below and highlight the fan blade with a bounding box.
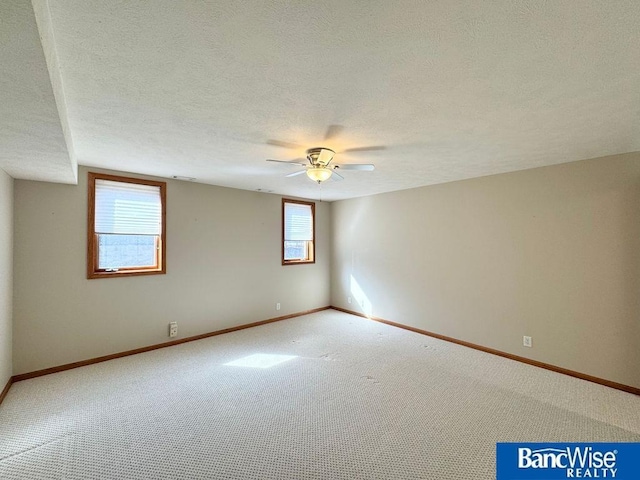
[324,124,344,141]
[266,158,307,166]
[330,170,344,181]
[340,145,386,153]
[285,170,308,177]
[334,163,375,171]
[329,170,344,182]
[266,139,306,150]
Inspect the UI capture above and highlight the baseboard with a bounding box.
[331,306,640,396]
[0,376,12,406]
[12,306,330,383]
[13,305,638,396]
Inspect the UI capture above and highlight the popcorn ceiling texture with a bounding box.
[1,310,639,479]
[5,1,640,200]
[0,1,74,183]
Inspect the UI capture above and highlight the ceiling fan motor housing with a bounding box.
[306,147,335,166]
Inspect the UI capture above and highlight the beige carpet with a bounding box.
[1,310,639,479]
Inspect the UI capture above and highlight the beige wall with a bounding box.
[13,166,330,374]
[0,169,13,389]
[331,152,640,389]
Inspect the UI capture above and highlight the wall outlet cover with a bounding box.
[169,322,178,338]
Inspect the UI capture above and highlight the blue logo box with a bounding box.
[497,443,640,479]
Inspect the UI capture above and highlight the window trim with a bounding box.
[87,172,167,279]
[282,198,315,266]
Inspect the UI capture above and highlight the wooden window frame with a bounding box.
[282,198,315,266]
[87,172,167,279]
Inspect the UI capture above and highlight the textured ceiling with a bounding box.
[5,1,640,200]
[0,0,75,183]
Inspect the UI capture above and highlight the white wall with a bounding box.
[331,152,640,389]
[13,166,330,374]
[0,169,13,389]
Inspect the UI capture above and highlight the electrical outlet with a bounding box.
[169,322,178,338]
[276,303,281,311]
[347,296,352,304]
[523,335,532,348]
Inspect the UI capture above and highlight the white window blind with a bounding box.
[284,203,313,241]
[95,179,162,235]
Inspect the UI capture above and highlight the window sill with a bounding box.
[282,260,315,266]
[87,268,165,279]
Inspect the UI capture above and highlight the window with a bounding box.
[282,199,315,265]
[87,172,166,279]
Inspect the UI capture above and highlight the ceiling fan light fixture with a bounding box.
[307,147,335,165]
[317,148,335,165]
[306,167,333,183]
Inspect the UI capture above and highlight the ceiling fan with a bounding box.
[267,147,377,183]
[266,125,384,183]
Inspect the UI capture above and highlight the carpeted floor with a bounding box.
[1,310,639,479]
